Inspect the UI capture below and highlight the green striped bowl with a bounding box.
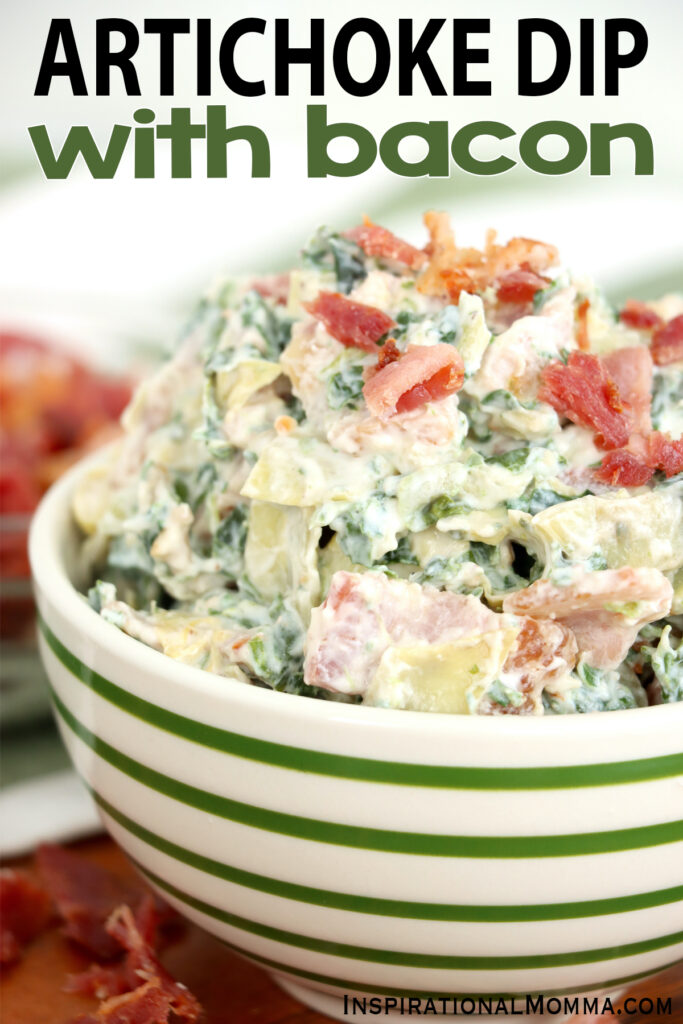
[30,455,683,1021]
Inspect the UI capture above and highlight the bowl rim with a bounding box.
[29,447,683,740]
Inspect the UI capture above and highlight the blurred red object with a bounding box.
[0,332,132,637]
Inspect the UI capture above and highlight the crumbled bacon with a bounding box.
[0,869,52,967]
[69,979,175,1024]
[248,273,290,305]
[68,899,201,1024]
[36,844,156,959]
[619,299,663,331]
[646,432,683,478]
[440,267,476,303]
[575,298,590,352]
[539,351,632,450]
[417,212,558,300]
[344,217,427,270]
[651,315,683,365]
[375,338,401,371]
[304,291,395,352]
[594,449,654,487]
[363,343,464,420]
[495,267,550,305]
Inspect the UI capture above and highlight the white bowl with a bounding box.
[30,454,683,1022]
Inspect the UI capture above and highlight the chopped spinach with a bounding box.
[486,447,531,471]
[640,625,683,703]
[194,378,234,459]
[213,504,248,578]
[377,535,418,566]
[302,227,366,294]
[507,486,588,516]
[423,494,470,526]
[240,290,292,359]
[327,362,365,410]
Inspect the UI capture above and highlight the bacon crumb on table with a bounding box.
[0,870,52,967]
[1,838,681,1022]
[36,844,156,960]
[303,291,395,352]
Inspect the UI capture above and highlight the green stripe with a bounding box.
[129,862,683,972]
[39,617,683,791]
[94,790,683,922]
[51,686,683,858]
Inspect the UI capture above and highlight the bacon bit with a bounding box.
[363,344,465,420]
[248,273,290,305]
[602,346,653,434]
[375,338,401,371]
[646,432,683,478]
[575,298,590,352]
[36,844,166,959]
[619,299,663,331]
[594,450,654,487]
[274,414,296,435]
[304,291,395,353]
[651,314,683,365]
[539,352,632,450]
[417,212,558,300]
[0,869,52,967]
[480,618,577,715]
[440,267,476,302]
[344,217,427,270]
[496,267,550,306]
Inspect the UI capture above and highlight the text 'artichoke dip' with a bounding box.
[75,215,683,715]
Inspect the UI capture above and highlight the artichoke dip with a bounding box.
[74,214,683,715]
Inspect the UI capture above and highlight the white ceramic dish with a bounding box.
[30,452,683,1021]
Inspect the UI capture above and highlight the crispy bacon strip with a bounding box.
[619,299,663,331]
[539,352,632,450]
[651,315,683,365]
[68,900,201,1023]
[304,291,395,353]
[36,844,158,959]
[417,212,558,300]
[0,869,52,966]
[345,217,427,270]
[363,343,464,420]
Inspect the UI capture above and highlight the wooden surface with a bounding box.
[2,837,682,1023]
